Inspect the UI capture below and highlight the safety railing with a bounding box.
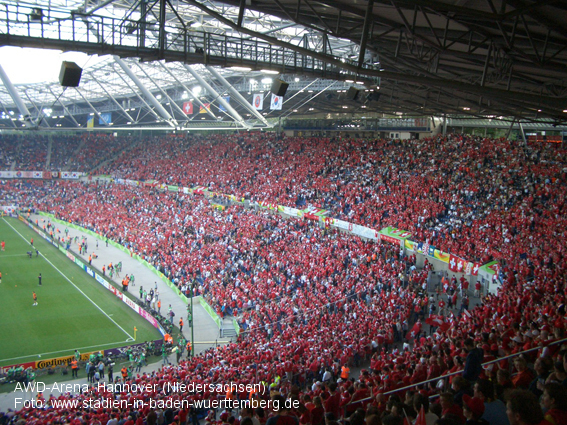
[346,335,567,408]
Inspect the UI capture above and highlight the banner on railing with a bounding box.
[448,254,466,273]
[142,180,159,187]
[479,261,500,278]
[0,171,57,179]
[379,226,411,246]
[302,206,328,220]
[464,261,480,276]
[405,239,451,264]
[60,171,82,179]
[258,201,277,210]
[277,205,303,218]
[1,205,17,214]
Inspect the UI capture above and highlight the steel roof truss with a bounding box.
[47,87,82,128]
[90,75,137,123]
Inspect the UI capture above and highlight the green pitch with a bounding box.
[0,217,161,367]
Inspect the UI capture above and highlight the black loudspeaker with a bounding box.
[271,79,289,97]
[347,86,361,101]
[59,61,83,87]
[366,92,381,102]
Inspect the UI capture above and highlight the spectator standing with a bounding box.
[463,338,483,383]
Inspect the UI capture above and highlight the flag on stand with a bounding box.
[182,101,193,114]
[252,93,263,110]
[270,93,283,110]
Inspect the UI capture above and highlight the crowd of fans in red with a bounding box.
[0,134,141,172]
[1,133,566,425]
[105,133,566,263]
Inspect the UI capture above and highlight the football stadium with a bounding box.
[1,0,567,424]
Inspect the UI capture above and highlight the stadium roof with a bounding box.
[0,0,566,130]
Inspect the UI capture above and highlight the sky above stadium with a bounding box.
[0,46,101,85]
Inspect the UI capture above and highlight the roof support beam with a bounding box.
[237,0,246,27]
[183,64,249,128]
[481,42,492,87]
[505,0,567,39]
[303,0,333,33]
[74,88,110,126]
[114,71,162,121]
[47,88,82,128]
[158,0,166,59]
[113,56,175,126]
[182,0,567,110]
[358,0,374,69]
[135,63,188,118]
[158,63,219,121]
[81,0,120,16]
[0,64,34,127]
[90,75,137,124]
[23,91,51,129]
[206,66,270,126]
[281,80,337,118]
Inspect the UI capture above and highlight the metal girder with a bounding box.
[505,0,567,40]
[281,80,338,118]
[81,0,120,16]
[165,4,566,112]
[23,91,51,129]
[237,0,246,27]
[183,64,249,127]
[134,63,188,118]
[481,42,493,87]
[357,0,374,70]
[90,75,136,124]
[113,56,175,126]
[113,66,163,122]
[0,64,35,127]
[205,66,270,126]
[158,63,219,121]
[74,88,110,126]
[158,0,166,59]
[302,0,333,33]
[380,0,501,20]
[47,87,82,128]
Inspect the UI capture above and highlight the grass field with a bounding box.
[0,216,162,367]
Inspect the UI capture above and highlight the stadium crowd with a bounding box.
[0,134,142,172]
[104,133,566,263]
[1,133,567,425]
